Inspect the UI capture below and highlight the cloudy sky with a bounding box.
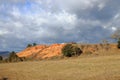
[0,0,120,51]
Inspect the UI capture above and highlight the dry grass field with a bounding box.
[0,54,120,80]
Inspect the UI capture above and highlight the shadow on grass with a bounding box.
[0,77,8,80]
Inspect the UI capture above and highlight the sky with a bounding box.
[0,0,120,51]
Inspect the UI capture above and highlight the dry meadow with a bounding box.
[0,54,120,80]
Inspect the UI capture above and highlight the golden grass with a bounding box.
[0,54,120,80]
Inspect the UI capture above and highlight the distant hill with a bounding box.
[0,51,9,58]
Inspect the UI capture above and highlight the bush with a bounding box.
[27,43,37,48]
[117,38,120,49]
[7,51,22,62]
[0,56,3,61]
[33,43,37,46]
[62,44,82,57]
[27,44,33,48]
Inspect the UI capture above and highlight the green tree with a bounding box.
[33,43,37,46]
[117,38,120,49]
[27,44,32,48]
[0,56,3,61]
[8,51,22,62]
[62,44,82,57]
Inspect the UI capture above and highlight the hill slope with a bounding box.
[17,44,66,59]
[17,43,119,59]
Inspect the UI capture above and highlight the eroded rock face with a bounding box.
[36,44,66,59]
[17,44,66,59]
[17,45,47,58]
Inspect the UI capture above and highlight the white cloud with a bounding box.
[54,11,77,30]
[0,0,120,51]
[0,30,8,36]
[0,0,25,3]
[98,3,105,10]
[111,27,117,31]
[11,7,21,18]
[60,0,96,10]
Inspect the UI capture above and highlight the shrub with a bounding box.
[7,51,22,62]
[0,56,3,61]
[33,43,37,46]
[62,44,82,57]
[27,43,37,48]
[117,38,120,49]
[27,44,32,48]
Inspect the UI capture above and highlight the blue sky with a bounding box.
[0,0,120,51]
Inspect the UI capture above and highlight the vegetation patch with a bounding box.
[62,44,82,57]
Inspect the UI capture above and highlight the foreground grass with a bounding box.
[0,54,120,80]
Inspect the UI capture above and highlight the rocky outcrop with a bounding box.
[17,44,66,59]
[17,45,47,58]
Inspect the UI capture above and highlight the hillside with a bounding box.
[17,44,66,59]
[76,43,118,54]
[17,43,119,59]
